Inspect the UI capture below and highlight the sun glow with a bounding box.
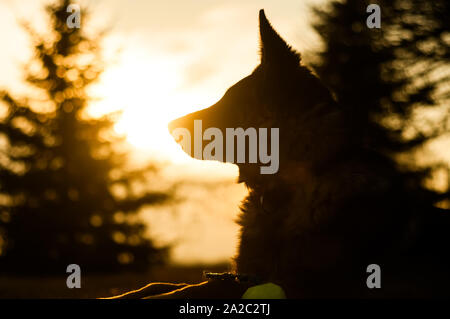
[88,48,206,162]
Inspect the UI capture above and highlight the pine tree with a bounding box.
[311,0,450,205]
[0,0,168,274]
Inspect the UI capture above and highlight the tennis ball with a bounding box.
[242,282,287,299]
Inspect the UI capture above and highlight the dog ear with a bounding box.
[259,9,300,68]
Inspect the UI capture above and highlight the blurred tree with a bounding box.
[0,0,169,274]
[312,0,450,206]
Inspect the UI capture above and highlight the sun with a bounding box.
[88,48,201,162]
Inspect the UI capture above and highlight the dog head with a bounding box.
[169,10,348,187]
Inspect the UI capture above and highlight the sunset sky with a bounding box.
[0,0,325,153]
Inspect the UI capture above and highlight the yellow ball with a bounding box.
[242,282,287,299]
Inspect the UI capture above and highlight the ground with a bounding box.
[0,264,230,299]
